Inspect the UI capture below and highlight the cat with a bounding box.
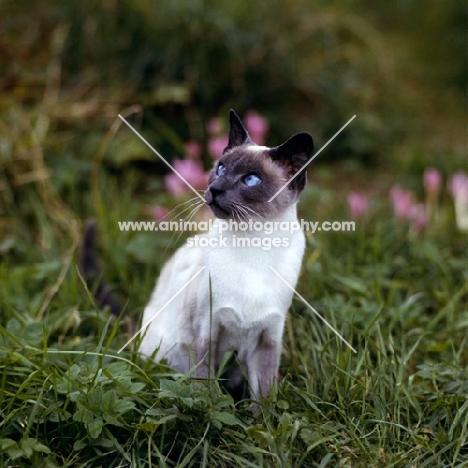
[139,110,314,399]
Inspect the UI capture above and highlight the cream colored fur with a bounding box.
[139,203,304,398]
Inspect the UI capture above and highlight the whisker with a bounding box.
[236,205,249,222]
[186,202,205,223]
[170,202,205,247]
[165,197,206,220]
[163,200,205,252]
[231,205,248,236]
[231,207,240,223]
[239,204,262,219]
[169,199,205,221]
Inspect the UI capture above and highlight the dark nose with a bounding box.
[204,185,225,204]
[208,178,227,200]
[210,186,224,199]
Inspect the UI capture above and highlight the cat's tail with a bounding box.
[79,218,121,316]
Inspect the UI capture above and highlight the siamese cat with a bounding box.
[139,110,314,399]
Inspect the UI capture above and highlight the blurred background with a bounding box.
[1,4,466,464]
[0,0,465,269]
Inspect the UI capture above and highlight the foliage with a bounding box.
[1,193,467,466]
[1,0,462,171]
[0,0,466,466]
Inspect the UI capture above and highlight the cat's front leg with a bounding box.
[247,331,283,399]
[194,326,218,379]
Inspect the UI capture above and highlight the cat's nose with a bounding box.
[210,187,224,200]
[210,186,224,199]
[208,179,226,200]
[204,184,225,204]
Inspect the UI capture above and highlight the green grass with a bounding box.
[0,0,466,465]
[1,161,467,466]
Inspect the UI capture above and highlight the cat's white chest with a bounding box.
[140,205,305,376]
[203,234,303,324]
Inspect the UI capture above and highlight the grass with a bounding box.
[0,1,466,466]
[1,146,467,466]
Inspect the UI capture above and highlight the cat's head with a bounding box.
[204,110,314,220]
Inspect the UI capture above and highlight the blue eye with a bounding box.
[244,174,262,186]
[217,163,226,176]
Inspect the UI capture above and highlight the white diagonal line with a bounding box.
[269,266,357,353]
[118,114,206,203]
[117,266,206,354]
[268,115,356,202]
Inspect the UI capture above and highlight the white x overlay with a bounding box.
[268,115,356,202]
[269,266,357,353]
[117,266,206,354]
[118,112,358,355]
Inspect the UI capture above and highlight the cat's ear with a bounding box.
[269,133,314,192]
[226,109,253,150]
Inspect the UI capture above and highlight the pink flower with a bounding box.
[165,159,208,196]
[244,110,269,145]
[390,186,428,232]
[408,203,427,232]
[449,172,468,231]
[152,205,169,221]
[185,140,203,160]
[208,134,229,159]
[424,168,442,196]
[207,117,222,136]
[390,186,414,220]
[449,172,468,200]
[347,192,369,219]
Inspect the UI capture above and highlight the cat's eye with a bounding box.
[217,163,226,176]
[244,174,262,186]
